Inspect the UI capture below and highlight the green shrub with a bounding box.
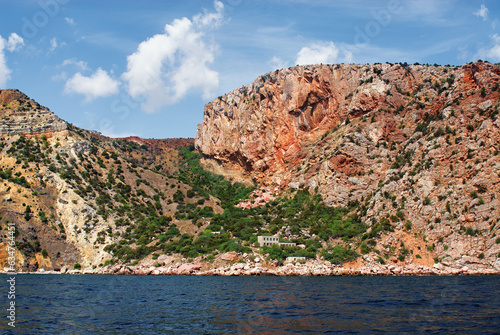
[390,215,400,223]
[360,242,370,254]
[398,247,409,261]
[434,127,445,137]
[173,190,185,203]
[39,211,48,223]
[466,227,475,236]
[321,245,359,265]
[396,211,405,220]
[24,205,32,221]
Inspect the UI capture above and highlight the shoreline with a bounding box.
[4,262,500,277]
[5,251,500,277]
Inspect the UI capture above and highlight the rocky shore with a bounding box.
[7,252,499,276]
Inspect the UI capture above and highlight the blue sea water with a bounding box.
[0,274,499,334]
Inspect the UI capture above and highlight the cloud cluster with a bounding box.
[65,68,120,101]
[122,1,223,113]
[476,34,500,61]
[6,33,24,52]
[0,33,24,88]
[62,58,89,72]
[0,38,9,88]
[473,4,489,21]
[295,41,352,66]
[470,5,500,62]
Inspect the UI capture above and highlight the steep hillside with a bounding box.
[0,89,214,271]
[196,62,500,271]
[1,61,500,276]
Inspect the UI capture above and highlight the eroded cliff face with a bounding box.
[196,64,411,184]
[197,62,500,270]
[196,63,498,185]
[0,89,68,135]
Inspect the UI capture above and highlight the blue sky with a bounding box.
[0,0,499,138]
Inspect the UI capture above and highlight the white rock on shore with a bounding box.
[5,257,500,276]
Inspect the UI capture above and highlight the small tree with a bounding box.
[24,205,32,221]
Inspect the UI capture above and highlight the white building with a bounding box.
[257,235,296,247]
[257,235,279,246]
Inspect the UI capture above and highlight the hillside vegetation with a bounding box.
[1,62,500,274]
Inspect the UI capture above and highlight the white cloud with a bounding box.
[6,33,24,52]
[122,0,224,113]
[475,34,500,61]
[474,4,489,21]
[0,36,11,88]
[0,33,24,88]
[54,58,88,83]
[62,58,89,71]
[193,0,224,27]
[65,17,75,25]
[50,37,58,51]
[49,37,66,52]
[65,68,120,101]
[296,41,353,65]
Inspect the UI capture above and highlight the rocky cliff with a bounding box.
[0,89,68,135]
[196,62,500,270]
[0,90,202,272]
[1,60,500,275]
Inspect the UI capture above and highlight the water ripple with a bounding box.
[0,275,498,334]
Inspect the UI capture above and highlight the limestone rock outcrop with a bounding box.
[0,89,68,135]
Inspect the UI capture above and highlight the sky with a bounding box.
[0,0,499,139]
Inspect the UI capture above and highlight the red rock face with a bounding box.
[196,63,500,187]
[195,64,373,181]
[197,65,361,183]
[197,62,500,268]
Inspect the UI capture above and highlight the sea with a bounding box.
[0,274,499,334]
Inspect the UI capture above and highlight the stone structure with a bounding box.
[257,235,296,247]
[258,235,279,246]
